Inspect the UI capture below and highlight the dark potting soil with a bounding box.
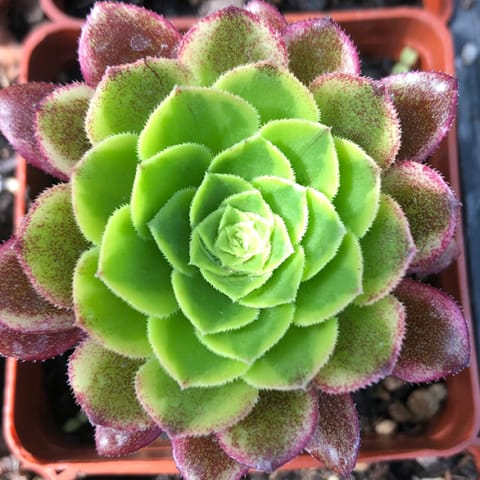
[63,0,422,19]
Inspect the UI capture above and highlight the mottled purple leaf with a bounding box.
[172,435,249,480]
[305,392,359,477]
[0,321,83,361]
[0,239,74,333]
[0,83,66,179]
[95,424,161,457]
[285,18,360,85]
[382,160,460,275]
[79,2,181,86]
[393,278,470,383]
[382,72,457,163]
[218,389,318,472]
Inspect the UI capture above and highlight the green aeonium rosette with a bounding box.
[0,2,469,477]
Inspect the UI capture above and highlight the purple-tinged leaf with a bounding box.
[0,239,74,333]
[382,72,458,163]
[393,279,470,383]
[382,160,460,275]
[178,7,288,86]
[0,321,83,361]
[244,0,288,32]
[68,339,154,431]
[16,184,89,309]
[218,389,318,472]
[35,83,93,178]
[314,295,405,393]
[79,2,181,86]
[172,435,249,480]
[310,74,400,168]
[95,424,161,457]
[0,83,67,179]
[284,18,360,85]
[305,392,359,477]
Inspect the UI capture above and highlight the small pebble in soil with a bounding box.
[461,42,479,66]
[406,387,443,422]
[375,418,397,435]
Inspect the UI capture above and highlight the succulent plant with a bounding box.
[0,1,470,477]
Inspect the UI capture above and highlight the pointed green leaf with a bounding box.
[172,270,259,335]
[178,7,288,86]
[148,313,249,388]
[294,232,363,326]
[190,173,254,227]
[214,62,318,124]
[197,303,294,364]
[315,295,405,393]
[333,137,380,238]
[18,184,88,309]
[86,58,194,143]
[74,247,152,358]
[262,214,295,272]
[72,133,139,244]
[243,318,337,389]
[136,358,258,437]
[302,188,346,281]
[99,205,177,317]
[201,268,272,302]
[209,135,295,182]
[36,83,93,177]
[239,247,305,308]
[68,339,152,430]
[138,86,259,160]
[356,194,415,305]
[131,143,211,238]
[260,119,339,199]
[149,188,196,276]
[253,177,308,245]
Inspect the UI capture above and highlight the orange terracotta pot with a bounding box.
[4,7,479,480]
[39,0,454,25]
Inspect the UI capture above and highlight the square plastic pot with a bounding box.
[4,7,480,480]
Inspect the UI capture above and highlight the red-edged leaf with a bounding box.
[178,7,288,86]
[0,239,74,333]
[305,392,359,477]
[95,424,161,457]
[244,0,287,32]
[0,322,83,360]
[284,18,360,85]
[382,72,458,163]
[382,160,460,276]
[393,278,470,383]
[79,2,181,86]
[0,83,67,179]
[172,435,249,480]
